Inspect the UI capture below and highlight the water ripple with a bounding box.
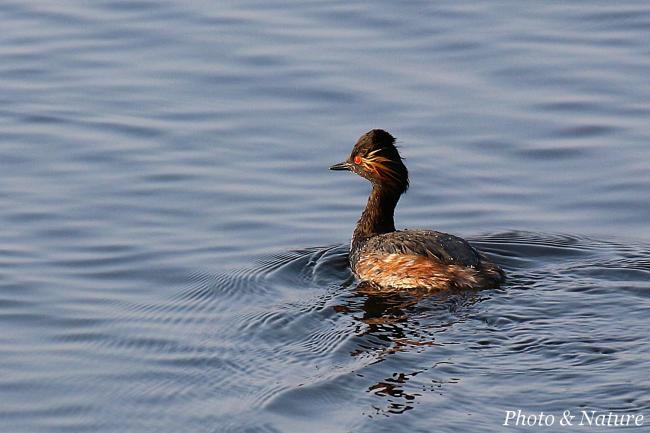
[2,0,650,432]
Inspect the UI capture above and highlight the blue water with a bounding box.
[1,1,650,432]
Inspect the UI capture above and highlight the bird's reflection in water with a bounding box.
[333,282,489,416]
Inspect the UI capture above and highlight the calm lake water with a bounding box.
[1,1,650,432]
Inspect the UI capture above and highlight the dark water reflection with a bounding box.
[1,0,650,432]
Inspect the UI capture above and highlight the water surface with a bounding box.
[1,1,649,432]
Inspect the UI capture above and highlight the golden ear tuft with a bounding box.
[362,153,403,186]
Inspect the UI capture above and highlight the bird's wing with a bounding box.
[360,230,481,268]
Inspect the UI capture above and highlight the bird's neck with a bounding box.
[352,185,401,245]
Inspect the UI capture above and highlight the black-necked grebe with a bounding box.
[330,129,504,291]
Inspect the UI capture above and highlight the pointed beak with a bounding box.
[329,161,351,171]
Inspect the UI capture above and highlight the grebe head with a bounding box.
[330,129,409,193]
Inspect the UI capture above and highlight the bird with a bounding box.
[330,129,504,291]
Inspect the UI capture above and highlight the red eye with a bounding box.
[354,155,362,164]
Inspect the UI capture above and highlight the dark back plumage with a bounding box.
[350,230,481,269]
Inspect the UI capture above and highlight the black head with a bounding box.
[330,129,409,193]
